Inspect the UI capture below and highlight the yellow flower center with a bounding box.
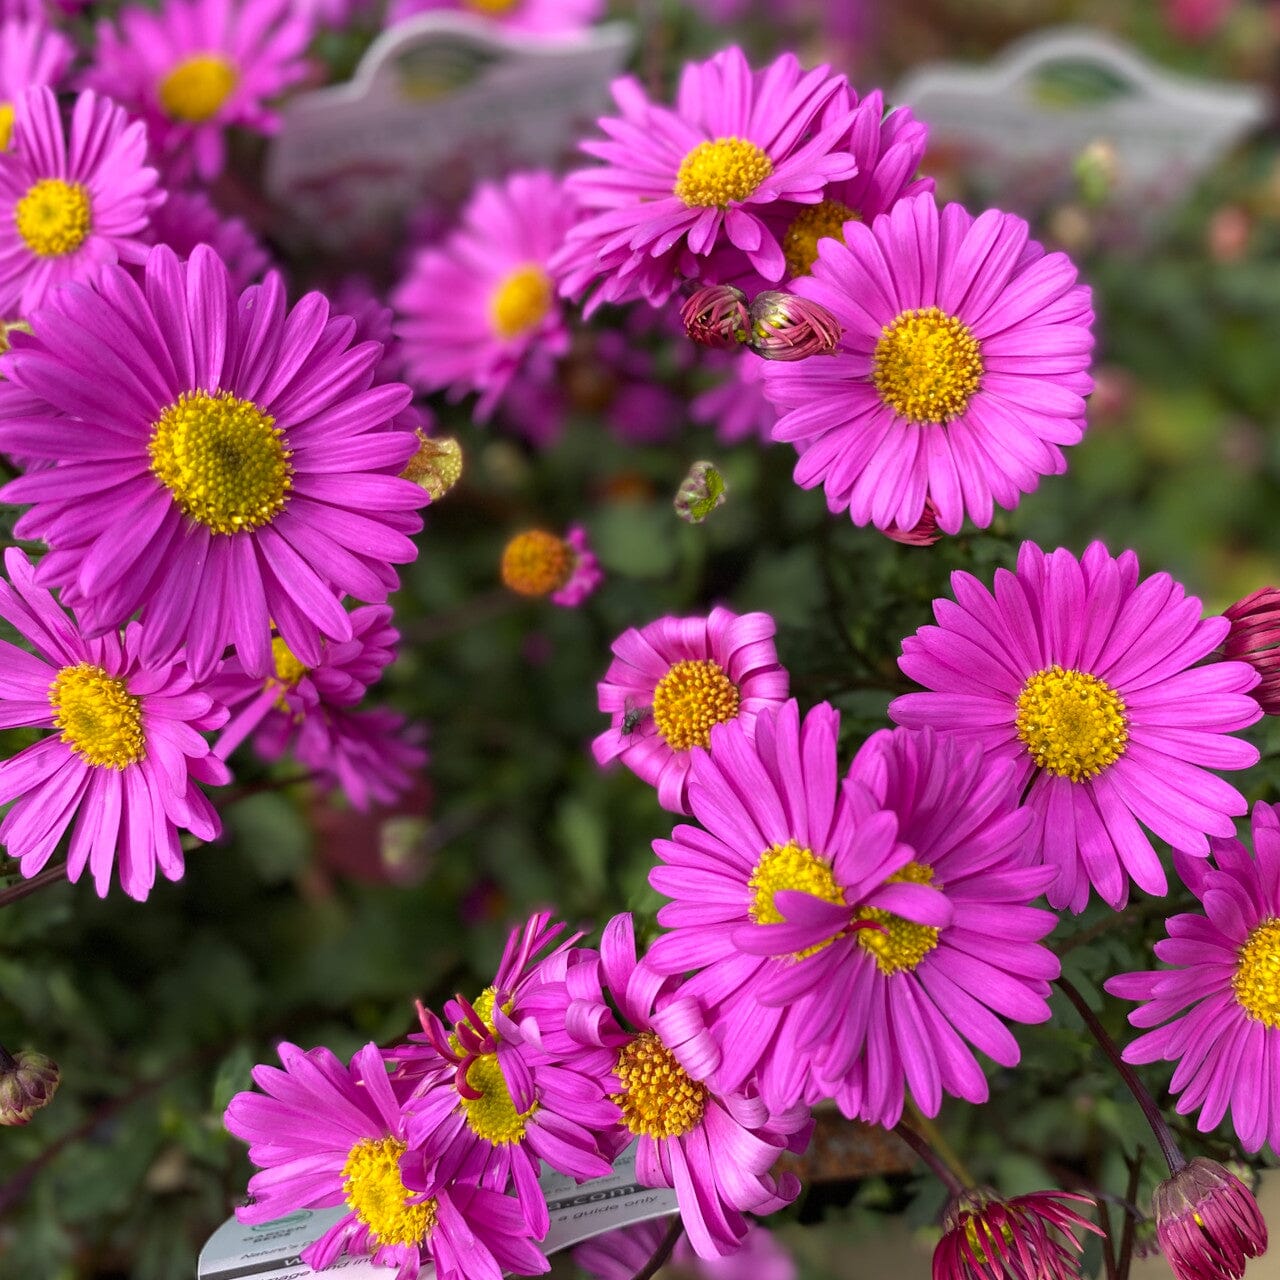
[0,102,15,151]
[650,659,741,752]
[459,1052,537,1145]
[1016,665,1128,782]
[674,137,773,209]
[857,862,941,976]
[15,179,91,258]
[489,263,553,340]
[1234,918,1280,1027]
[401,432,463,501]
[464,0,520,12]
[270,636,308,687]
[783,199,858,277]
[748,840,845,958]
[148,390,292,535]
[48,663,146,770]
[612,1031,708,1139]
[872,306,984,424]
[500,529,572,597]
[342,1137,436,1248]
[158,54,238,123]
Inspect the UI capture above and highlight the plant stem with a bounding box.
[1117,1151,1144,1280]
[903,1098,979,1189]
[0,862,66,910]
[1055,975,1185,1174]
[631,1215,682,1280]
[1097,1199,1119,1280]
[894,1120,965,1197]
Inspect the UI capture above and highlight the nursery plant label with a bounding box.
[196,1142,678,1278]
[265,13,633,251]
[894,25,1265,216]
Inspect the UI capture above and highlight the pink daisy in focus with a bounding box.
[83,0,310,183]
[0,87,163,317]
[645,700,952,1113]
[0,549,229,901]
[890,541,1262,913]
[1106,803,1280,1155]
[395,171,578,421]
[224,1040,550,1280]
[575,1220,796,1280]
[387,0,603,35]
[592,606,789,814]
[553,48,860,313]
[0,245,427,681]
[0,18,73,153]
[762,193,1094,535]
[144,188,271,291]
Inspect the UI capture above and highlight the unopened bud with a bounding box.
[1223,586,1280,714]
[1154,1158,1267,1280]
[747,291,841,361]
[401,432,463,501]
[883,500,942,547]
[681,285,749,349]
[1074,139,1119,205]
[674,460,728,524]
[0,1047,60,1125]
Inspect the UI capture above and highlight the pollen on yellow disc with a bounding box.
[459,1052,538,1145]
[158,54,238,122]
[1016,665,1128,782]
[748,840,845,958]
[500,530,572,597]
[650,659,740,751]
[15,179,91,258]
[857,862,941,976]
[674,137,773,209]
[783,199,858,277]
[1233,918,1280,1027]
[489,264,553,340]
[611,1030,708,1139]
[872,306,983,424]
[464,0,520,12]
[48,663,146,769]
[148,390,293,535]
[342,1136,437,1248]
[0,102,15,151]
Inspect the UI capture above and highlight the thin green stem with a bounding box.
[895,1120,966,1197]
[904,1098,979,1189]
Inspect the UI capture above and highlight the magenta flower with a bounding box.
[387,0,603,34]
[890,541,1262,912]
[592,606,789,814]
[554,48,860,312]
[1106,803,1280,1154]
[144,188,271,291]
[0,549,229,901]
[0,246,427,682]
[762,194,1094,535]
[225,1040,550,1280]
[575,1220,796,1280]
[1222,586,1280,716]
[0,18,73,152]
[395,171,578,421]
[0,87,163,317]
[500,526,601,608]
[83,0,310,182]
[1153,1158,1267,1280]
[293,704,427,811]
[691,350,778,445]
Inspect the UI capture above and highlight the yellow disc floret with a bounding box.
[459,1052,537,1145]
[148,390,292,534]
[0,102,15,152]
[872,306,984,424]
[748,840,846,958]
[158,54,238,123]
[783,199,858,277]
[465,0,520,14]
[15,179,91,258]
[489,264,553,340]
[342,1137,436,1248]
[1234,918,1280,1027]
[500,530,572,597]
[48,663,146,770]
[651,659,740,751]
[612,1030,708,1139]
[1016,665,1128,782]
[674,137,773,209]
[857,862,941,976]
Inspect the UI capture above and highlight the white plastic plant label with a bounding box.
[197,1141,678,1279]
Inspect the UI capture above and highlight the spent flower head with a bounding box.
[1153,1158,1267,1280]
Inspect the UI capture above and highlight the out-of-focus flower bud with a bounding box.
[674,460,728,524]
[401,432,463,501]
[746,290,841,361]
[680,284,750,349]
[1074,139,1119,205]
[0,1047,60,1125]
[1223,586,1280,714]
[1153,1157,1267,1280]
[1207,205,1251,264]
[883,499,942,547]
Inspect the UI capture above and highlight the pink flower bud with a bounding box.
[1223,587,1280,714]
[884,500,942,546]
[680,285,750,349]
[1154,1158,1267,1280]
[746,291,841,361]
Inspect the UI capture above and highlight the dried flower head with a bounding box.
[1153,1158,1267,1280]
[0,1047,60,1125]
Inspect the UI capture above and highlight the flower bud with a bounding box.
[0,1047,60,1125]
[1074,139,1119,205]
[674,460,727,524]
[883,499,942,546]
[400,432,463,502]
[747,290,841,361]
[1223,587,1280,714]
[680,285,749,349]
[1153,1158,1267,1280]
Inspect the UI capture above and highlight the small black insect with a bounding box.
[619,701,653,738]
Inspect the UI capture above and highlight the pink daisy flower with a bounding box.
[0,246,427,682]
[890,541,1263,913]
[293,704,426,811]
[83,0,310,183]
[224,1040,550,1280]
[144,188,271,291]
[0,18,73,153]
[553,48,860,313]
[387,0,604,35]
[762,193,1095,535]
[575,1220,796,1280]
[592,606,789,815]
[500,526,602,608]
[691,350,777,445]
[645,699,952,1113]
[1106,803,1280,1155]
[394,171,579,421]
[0,549,229,901]
[0,87,163,317]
